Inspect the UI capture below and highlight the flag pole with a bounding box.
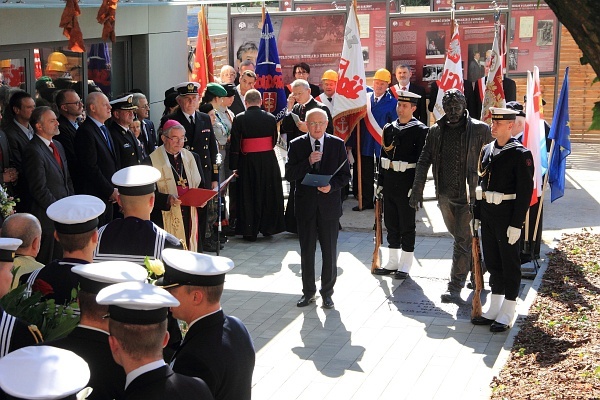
[533,140,555,242]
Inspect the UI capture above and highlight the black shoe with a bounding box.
[322,296,334,309]
[394,271,409,280]
[297,295,316,307]
[373,268,396,276]
[243,235,257,242]
[490,321,510,332]
[352,204,374,211]
[471,316,494,325]
[223,225,236,237]
[440,290,464,304]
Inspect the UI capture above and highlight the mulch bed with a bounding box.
[491,230,600,399]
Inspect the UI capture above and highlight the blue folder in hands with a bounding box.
[300,159,347,187]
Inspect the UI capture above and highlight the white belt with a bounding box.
[381,157,416,172]
[483,191,516,205]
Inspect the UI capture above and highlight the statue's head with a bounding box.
[442,89,467,124]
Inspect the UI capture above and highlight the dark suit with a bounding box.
[74,117,120,225]
[55,114,81,191]
[4,120,32,212]
[140,118,158,155]
[229,91,246,116]
[24,135,74,264]
[281,98,333,233]
[125,365,214,400]
[107,120,143,168]
[49,326,125,400]
[0,129,14,223]
[171,310,255,400]
[428,80,477,122]
[285,133,351,298]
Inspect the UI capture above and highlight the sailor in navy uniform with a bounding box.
[48,262,148,400]
[0,346,91,400]
[159,249,255,400]
[97,281,214,400]
[0,238,42,358]
[107,94,144,168]
[94,165,183,266]
[23,195,106,306]
[373,91,428,279]
[471,107,534,332]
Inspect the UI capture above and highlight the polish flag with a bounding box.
[432,21,464,121]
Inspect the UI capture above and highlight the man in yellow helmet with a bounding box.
[315,69,338,114]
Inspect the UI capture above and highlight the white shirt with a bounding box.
[15,120,34,140]
[125,360,166,389]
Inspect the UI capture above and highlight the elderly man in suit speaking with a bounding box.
[285,108,351,310]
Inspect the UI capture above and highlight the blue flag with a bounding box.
[548,67,571,202]
[255,12,287,122]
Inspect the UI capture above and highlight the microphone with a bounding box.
[314,139,321,171]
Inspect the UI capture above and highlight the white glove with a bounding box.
[347,149,355,165]
[376,186,383,198]
[470,219,480,236]
[507,226,521,245]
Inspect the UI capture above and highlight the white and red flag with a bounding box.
[432,21,464,121]
[524,66,548,206]
[480,24,505,124]
[332,1,367,142]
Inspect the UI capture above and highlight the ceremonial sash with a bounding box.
[151,146,202,252]
[389,85,400,99]
[241,137,273,153]
[364,93,383,144]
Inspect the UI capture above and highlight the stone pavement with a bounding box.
[216,142,600,400]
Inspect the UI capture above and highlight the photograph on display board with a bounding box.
[422,64,444,81]
[425,31,445,57]
[536,20,554,46]
[229,11,346,88]
[467,44,488,81]
[508,48,519,71]
[293,0,395,73]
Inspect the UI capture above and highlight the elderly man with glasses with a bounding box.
[146,120,207,252]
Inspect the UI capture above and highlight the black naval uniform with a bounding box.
[475,138,534,300]
[108,121,144,168]
[378,118,428,252]
[49,326,125,400]
[0,307,40,358]
[22,258,86,305]
[125,364,214,400]
[94,217,183,265]
[171,310,255,400]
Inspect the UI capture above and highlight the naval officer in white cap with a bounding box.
[94,165,183,266]
[0,238,42,358]
[471,107,534,332]
[48,262,148,400]
[23,195,105,306]
[97,281,214,400]
[159,249,255,400]
[0,346,91,400]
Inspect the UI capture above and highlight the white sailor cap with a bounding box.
[96,281,179,325]
[174,81,200,96]
[109,94,137,111]
[490,107,519,120]
[0,238,22,262]
[396,91,421,104]
[111,165,161,196]
[0,346,90,400]
[157,249,234,288]
[71,262,149,295]
[46,195,106,234]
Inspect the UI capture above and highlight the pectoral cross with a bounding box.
[177,176,188,189]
